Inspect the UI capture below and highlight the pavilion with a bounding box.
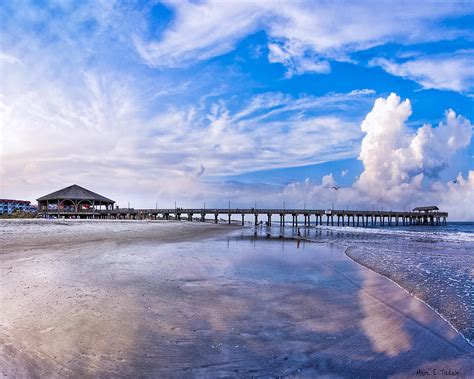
[412,206,439,213]
[37,184,115,216]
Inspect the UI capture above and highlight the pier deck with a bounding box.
[38,208,448,226]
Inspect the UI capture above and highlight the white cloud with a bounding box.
[0,36,372,202]
[1,3,473,220]
[439,171,474,220]
[341,169,349,177]
[370,51,474,92]
[240,94,473,219]
[268,41,330,78]
[0,2,380,207]
[348,89,376,96]
[283,95,473,220]
[134,0,473,78]
[2,78,472,219]
[355,93,472,200]
[0,52,22,65]
[133,1,266,68]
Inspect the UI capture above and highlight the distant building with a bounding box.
[0,199,36,214]
[37,184,115,217]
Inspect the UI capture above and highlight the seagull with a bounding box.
[331,186,340,191]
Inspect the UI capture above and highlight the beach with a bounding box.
[1,220,473,378]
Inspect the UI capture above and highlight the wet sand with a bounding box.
[1,220,473,377]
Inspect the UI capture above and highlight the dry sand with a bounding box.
[1,220,473,378]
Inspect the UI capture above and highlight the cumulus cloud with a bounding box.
[2,78,472,218]
[257,94,473,220]
[356,93,472,199]
[439,171,474,220]
[2,3,473,220]
[370,51,474,92]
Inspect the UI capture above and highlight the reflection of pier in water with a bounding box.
[40,207,448,227]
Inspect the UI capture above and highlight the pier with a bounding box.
[36,185,448,226]
[38,207,448,226]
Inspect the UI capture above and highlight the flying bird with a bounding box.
[331,186,340,191]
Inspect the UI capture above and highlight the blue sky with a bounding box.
[1,1,473,218]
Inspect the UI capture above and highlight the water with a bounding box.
[2,219,472,376]
[250,222,474,346]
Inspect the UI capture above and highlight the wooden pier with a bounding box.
[38,207,448,227]
[36,186,448,227]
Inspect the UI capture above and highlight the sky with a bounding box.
[1,0,473,219]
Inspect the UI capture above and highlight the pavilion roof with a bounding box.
[412,206,439,212]
[37,184,115,203]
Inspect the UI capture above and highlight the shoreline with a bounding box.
[343,245,474,349]
[251,225,474,351]
[4,219,470,348]
[2,220,473,377]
